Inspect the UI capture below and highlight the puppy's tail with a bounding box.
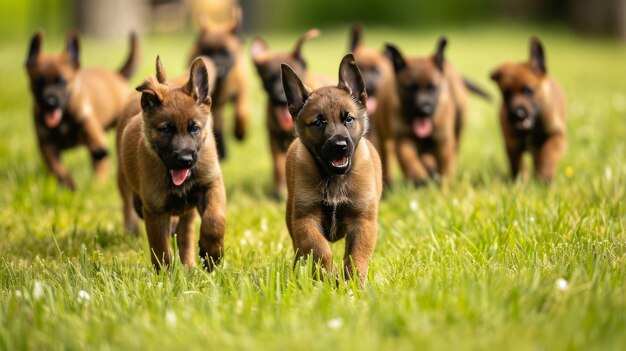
[463,77,492,102]
[118,32,140,80]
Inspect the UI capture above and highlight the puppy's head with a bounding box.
[490,37,548,132]
[251,28,320,132]
[137,56,214,187]
[282,54,368,175]
[193,5,242,83]
[349,23,390,115]
[25,32,80,129]
[385,37,448,139]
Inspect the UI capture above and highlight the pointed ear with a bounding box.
[26,31,43,67]
[490,68,502,83]
[338,54,367,107]
[349,23,362,52]
[185,57,212,106]
[250,37,268,61]
[292,28,320,62]
[384,43,406,73]
[155,55,167,83]
[433,36,447,71]
[65,32,80,69]
[136,78,163,112]
[230,4,242,36]
[281,63,310,118]
[529,36,546,75]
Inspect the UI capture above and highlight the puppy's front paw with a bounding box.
[58,174,77,191]
[91,148,109,161]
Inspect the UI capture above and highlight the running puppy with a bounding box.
[117,56,226,271]
[282,54,383,282]
[490,37,567,182]
[25,31,138,190]
[250,28,322,199]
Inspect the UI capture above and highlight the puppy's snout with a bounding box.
[174,149,197,168]
[44,94,59,108]
[419,104,434,116]
[333,139,348,151]
[514,107,527,119]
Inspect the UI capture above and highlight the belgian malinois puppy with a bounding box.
[348,23,398,186]
[189,4,248,160]
[250,28,322,199]
[384,37,490,184]
[25,31,138,190]
[117,56,226,271]
[282,54,383,282]
[490,37,567,182]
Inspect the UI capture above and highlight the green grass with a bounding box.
[1,24,625,350]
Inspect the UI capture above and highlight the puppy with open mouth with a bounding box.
[282,54,382,282]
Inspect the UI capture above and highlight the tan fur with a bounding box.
[189,3,248,159]
[116,57,226,271]
[283,55,383,282]
[490,38,567,182]
[384,40,469,184]
[25,32,138,190]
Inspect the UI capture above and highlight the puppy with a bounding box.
[348,23,398,186]
[250,28,322,199]
[25,31,138,190]
[189,4,248,159]
[385,37,489,184]
[490,37,567,182]
[282,54,383,282]
[116,56,226,271]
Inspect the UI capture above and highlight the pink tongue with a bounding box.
[331,156,348,167]
[275,106,293,131]
[170,169,190,186]
[413,119,433,138]
[44,109,62,128]
[366,97,377,115]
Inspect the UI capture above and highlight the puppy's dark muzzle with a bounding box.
[509,107,535,130]
[322,136,353,175]
[417,103,435,117]
[164,149,197,170]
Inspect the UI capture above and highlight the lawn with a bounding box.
[0,24,625,350]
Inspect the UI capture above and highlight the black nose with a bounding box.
[45,95,59,108]
[174,149,196,168]
[514,107,527,119]
[332,139,348,152]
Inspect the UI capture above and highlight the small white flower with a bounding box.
[513,220,519,227]
[409,200,419,212]
[605,167,612,181]
[235,299,244,315]
[14,290,22,298]
[276,242,283,251]
[327,317,343,330]
[77,290,91,302]
[260,218,268,232]
[165,310,177,326]
[529,216,536,223]
[556,278,568,291]
[452,198,459,207]
[32,281,43,300]
[243,230,253,238]
[240,238,248,246]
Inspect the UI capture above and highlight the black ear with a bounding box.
[434,36,447,71]
[384,43,406,73]
[338,54,367,107]
[26,31,42,67]
[187,57,212,105]
[65,32,80,69]
[250,37,268,61]
[529,36,546,75]
[136,76,163,111]
[349,23,362,52]
[281,63,310,118]
[490,68,502,83]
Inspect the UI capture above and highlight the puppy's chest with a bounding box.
[37,113,82,148]
[319,176,352,207]
[159,182,208,215]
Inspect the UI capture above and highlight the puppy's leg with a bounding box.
[233,80,249,141]
[533,133,566,183]
[198,178,226,271]
[343,216,377,283]
[435,138,457,178]
[505,138,526,180]
[212,108,227,159]
[292,212,333,275]
[38,140,76,190]
[144,210,173,271]
[175,209,198,267]
[395,137,429,185]
[82,116,109,181]
[117,168,139,235]
[270,135,287,200]
[378,135,394,187]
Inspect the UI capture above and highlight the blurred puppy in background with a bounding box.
[25,31,138,190]
[250,28,324,199]
[490,37,567,183]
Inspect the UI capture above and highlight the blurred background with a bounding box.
[1,0,625,39]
